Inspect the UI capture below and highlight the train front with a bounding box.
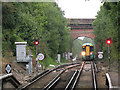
[81,43,94,60]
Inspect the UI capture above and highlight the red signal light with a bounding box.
[106,39,111,45]
[35,41,39,45]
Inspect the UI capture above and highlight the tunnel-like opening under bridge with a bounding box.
[67,19,99,59]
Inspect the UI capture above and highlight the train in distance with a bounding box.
[81,43,94,60]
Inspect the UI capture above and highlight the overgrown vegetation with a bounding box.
[93,2,119,60]
[2,2,70,66]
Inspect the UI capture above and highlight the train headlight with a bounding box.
[90,52,93,55]
[81,51,85,56]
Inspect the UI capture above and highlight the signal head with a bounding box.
[106,38,111,45]
[35,41,39,45]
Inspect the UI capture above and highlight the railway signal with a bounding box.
[106,38,111,54]
[106,38,111,45]
[34,40,39,55]
[106,38,111,71]
[34,40,39,45]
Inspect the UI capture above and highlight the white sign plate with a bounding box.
[37,53,44,61]
[5,64,12,74]
[98,54,103,59]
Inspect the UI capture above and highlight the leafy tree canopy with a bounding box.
[2,2,70,60]
[93,2,119,60]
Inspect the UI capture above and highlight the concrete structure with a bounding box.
[15,42,27,62]
[106,72,120,89]
[68,19,95,40]
[15,42,33,74]
[57,54,61,63]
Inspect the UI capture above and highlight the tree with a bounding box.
[2,2,70,62]
[93,2,119,60]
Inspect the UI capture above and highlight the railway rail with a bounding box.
[0,73,21,89]
[74,61,97,89]
[91,61,97,90]
[65,62,85,90]
[0,61,99,89]
[21,62,81,89]
[43,62,84,90]
[21,61,98,89]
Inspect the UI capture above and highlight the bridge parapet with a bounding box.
[68,19,95,39]
[68,19,95,24]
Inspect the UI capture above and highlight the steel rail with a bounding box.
[65,64,81,70]
[42,69,65,90]
[29,70,49,82]
[21,68,57,89]
[0,73,21,89]
[64,61,85,90]
[24,63,80,88]
[0,73,12,80]
[28,63,78,82]
[21,63,81,89]
[71,61,85,90]
[56,62,80,69]
[65,70,78,90]
[91,61,97,90]
[42,63,81,90]
[43,63,81,90]
[45,77,60,90]
[93,62,98,73]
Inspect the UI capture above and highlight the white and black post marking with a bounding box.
[5,64,12,74]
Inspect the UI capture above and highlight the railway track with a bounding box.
[64,62,85,90]
[20,61,98,89]
[47,61,97,90]
[21,62,81,89]
[0,60,111,90]
[75,61,97,89]
[1,61,98,89]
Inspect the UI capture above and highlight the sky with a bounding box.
[55,0,103,18]
[78,37,85,40]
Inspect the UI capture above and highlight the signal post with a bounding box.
[106,38,111,71]
[34,40,39,73]
[34,40,39,55]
